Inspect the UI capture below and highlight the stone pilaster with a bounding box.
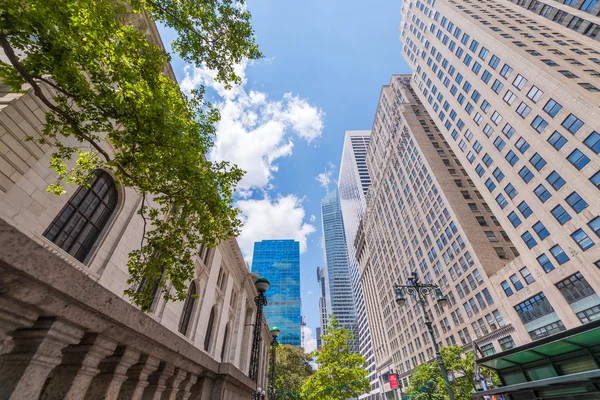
[0,297,39,355]
[191,375,214,400]
[40,333,118,400]
[160,367,187,400]
[141,361,175,400]
[175,372,198,400]
[0,317,84,400]
[86,346,141,400]
[117,354,160,400]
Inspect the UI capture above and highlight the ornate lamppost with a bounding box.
[394,271,455,400]
[269,326,280,399]
[250,277,270,399]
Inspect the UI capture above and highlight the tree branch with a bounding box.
[0,34,132,180]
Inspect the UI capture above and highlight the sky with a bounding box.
[159,0,411,353]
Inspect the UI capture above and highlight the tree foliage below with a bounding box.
[406,346,499,400]
[272,344,314,396]
[0,0,261,309]
[300,316,369,400]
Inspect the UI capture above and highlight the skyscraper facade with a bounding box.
[357,75,525,394]
[252,240,302,346]
[320,189,359,353]
[317,266,328,338]
[399,0,600,345]
[338,131,379,398]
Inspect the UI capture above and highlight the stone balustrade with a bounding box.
[0,217,258,400]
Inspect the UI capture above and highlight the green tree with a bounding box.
[0,0,261,309]
[406,346,499,400]
[300,316,369,400]
[272,344,314,397]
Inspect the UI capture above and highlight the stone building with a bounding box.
[356,75,525,396]
[0,11,271,400]
[400,0,600,348]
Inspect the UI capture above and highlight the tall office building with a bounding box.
[317,266,328,336]
[357,75,523,394]
[399,0,600,347]
[320,189,359,353]
[252,240,302,346]
[338,131,379,398]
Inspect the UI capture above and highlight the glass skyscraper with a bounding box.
[321,189,358,353]
[251,240,302,346]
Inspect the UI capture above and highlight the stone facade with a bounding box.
[0,11,272,400]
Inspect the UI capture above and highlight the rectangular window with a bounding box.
[510,274,524,291]
[505,183,518,199]
[566,191,589,213]
[506,150,519,166]
[514,293,555,324]
[513,74,527,90]
[508,211,522,227]
[530,153,547,171]
[548,131,568,150]
[550,244,570,265]
[567,149,591,170]
[492,79,504,94]
[489,55,500,69]
[534,184,552,203]
[584,132,600,154]
[589,217,600,238]
[521,231,538,249]
[516,102,531,118]
[537,254,555,273]
[496,194,508,209]
[591,171,600,189]
[571,229,595,251]
[551,205,572,225]
[501,281,513,297]
[531,116,548,133]
[556,272,596,304]
[518,201,533,218]
[520,267,535,285]
[543,99,562,117]
[533,221,550,240]
[516,137,530,153]
[503,90,517,105]
[499,336,515,351]
[562,114,584,134]
[519,166,534,183]
[546,171,566,190]
[493,167,505,182]
[500,63,513,78]
[527,86,544,102]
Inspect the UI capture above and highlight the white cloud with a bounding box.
[303,326,317,353]
[315,171,332,190]
[306,290,313,295]
[236,194,316,261]
[181,61,325,191]
[309,214,316,222]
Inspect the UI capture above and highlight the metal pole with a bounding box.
[250,292,267,399]
[269,337,277,399]
[416,289,455,400]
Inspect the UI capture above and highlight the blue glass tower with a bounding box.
[251,240,302,346]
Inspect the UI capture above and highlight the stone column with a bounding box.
[141,361,175,400]
[175,372,198,400]
[117,354,160,400]
[40,333,118,400]
[0,297,39,355]
[160,367,187,400]
[86,346,141,400]
[193,375,214,400]
[0,317,84,400]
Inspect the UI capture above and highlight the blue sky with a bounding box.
[161,0,410,351]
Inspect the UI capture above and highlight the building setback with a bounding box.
[251,240,302,346]
[357,75,522,394]
[337,130,379,398]
[320,189,359,353]
[400,0,600,347]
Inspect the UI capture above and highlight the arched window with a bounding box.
[178,282,197,335]
[204,306,216,351]
[221,323,230,360]
[43,170,118,263]
[137,266,164,312]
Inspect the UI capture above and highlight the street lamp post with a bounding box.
[394,271,455,400]
[250,277,270,400]
[269,326,280,400]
